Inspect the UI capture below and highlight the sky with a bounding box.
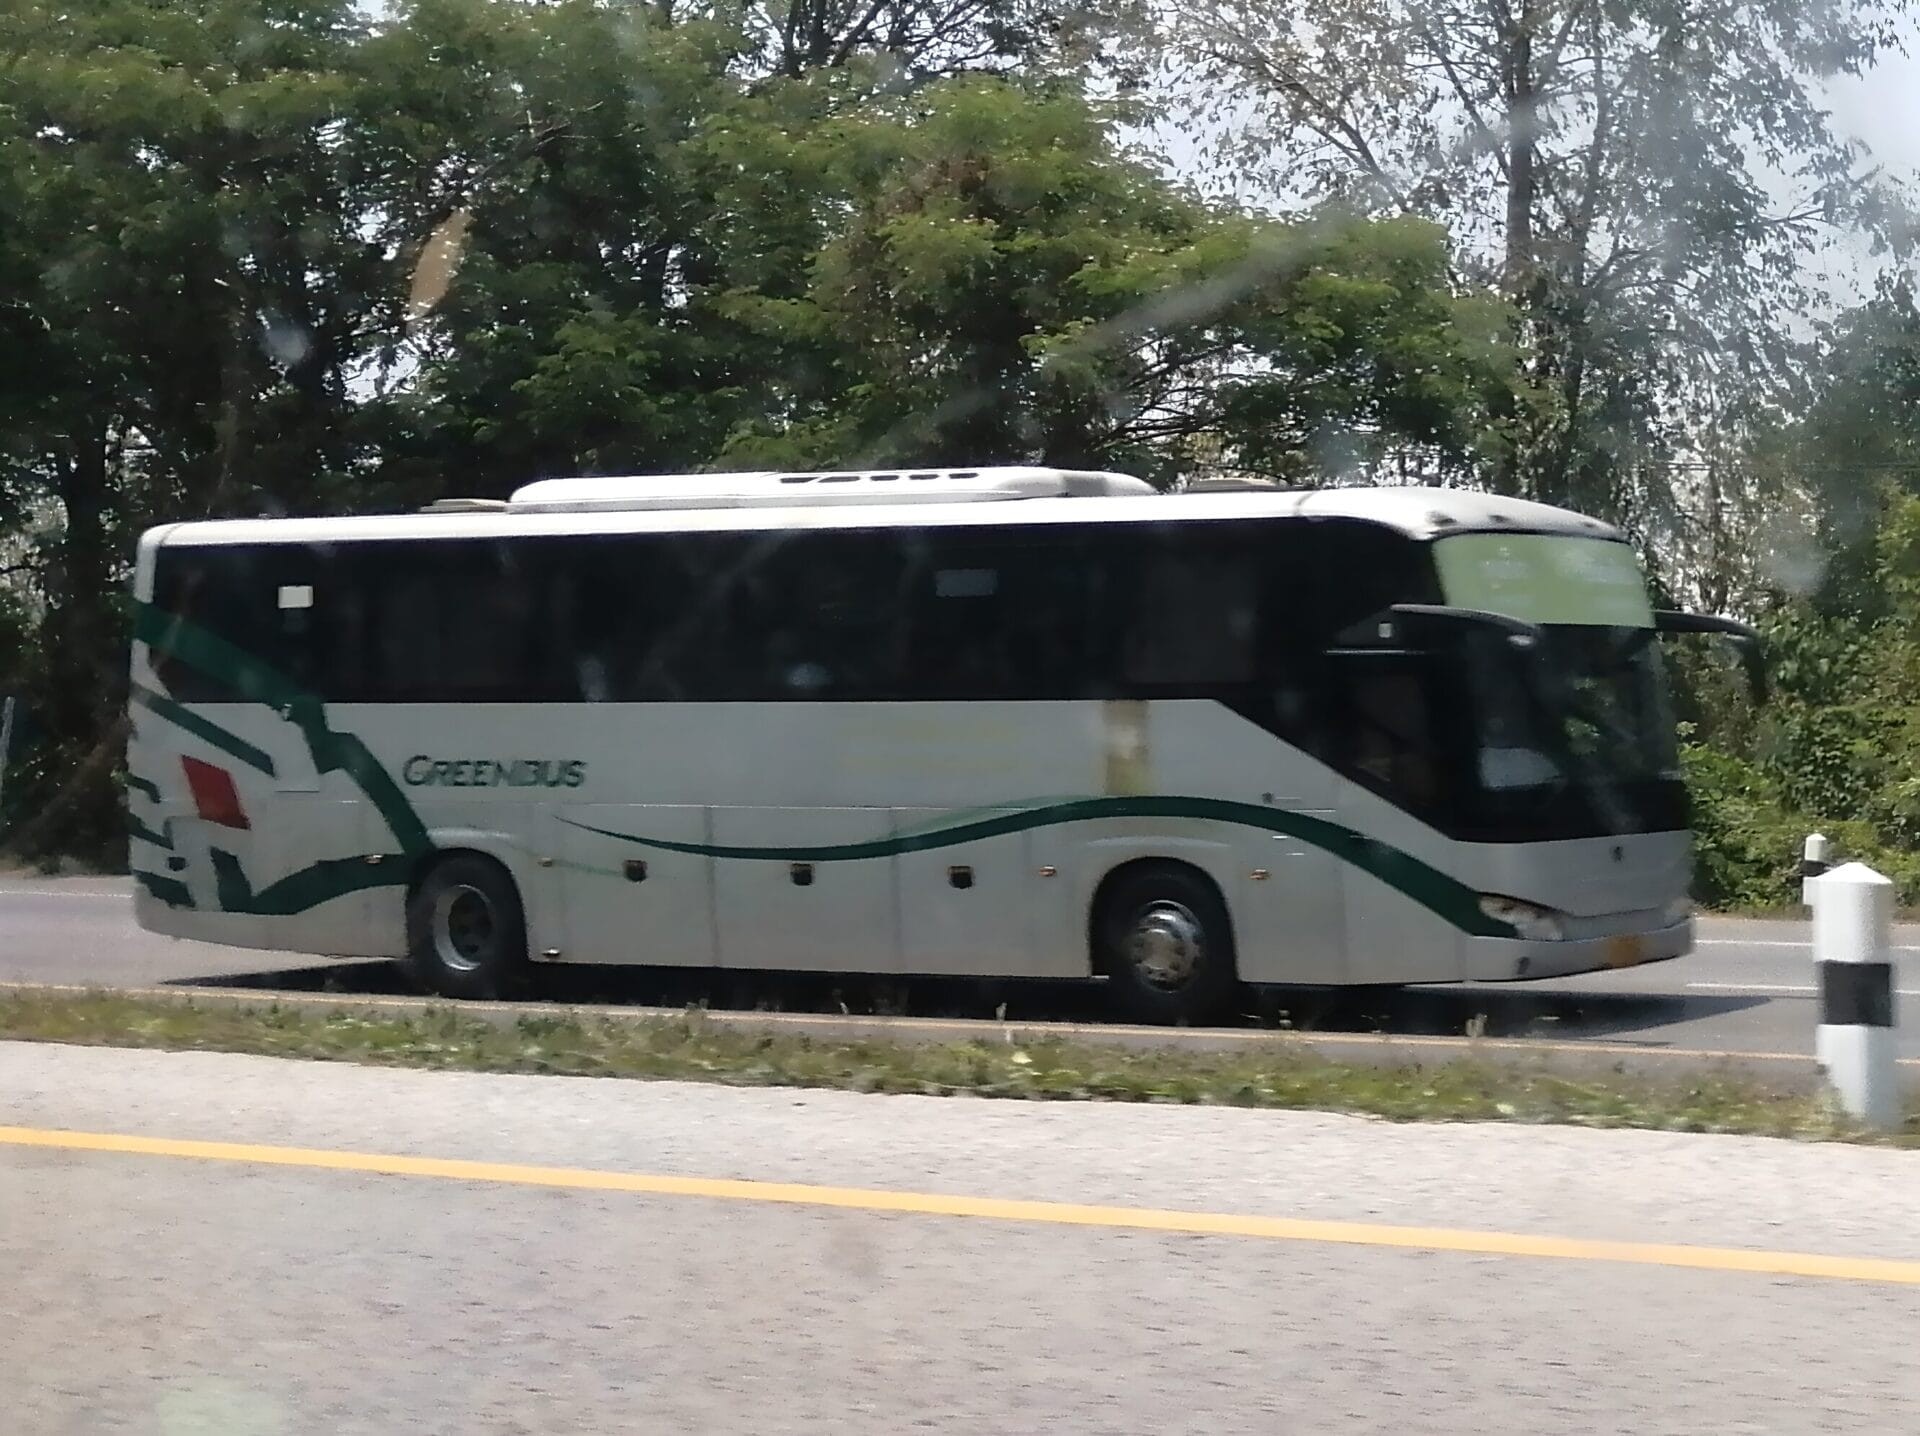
[1829,59,1920,175]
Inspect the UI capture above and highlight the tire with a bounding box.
[1095,862,1239,1025]
[404,854,529,1000]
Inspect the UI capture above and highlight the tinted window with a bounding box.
[719,532,912,700]
[542,534,712,702]
[150,544,339,701]
[1119,531,1259,687]
[900,532,1098,700]
[147,517,1437,709]
[153,540,558,703]
[360,541,550,702]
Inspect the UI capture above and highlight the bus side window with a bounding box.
[902,538,1094,701]
[1121,544,1258,688]
[1264,520,1451,810]
[152,545,324,701]
[548,537,663,702]
[915,561,1013,695]
[1341,658,1441,808]
[713,533,909,701]
[149,552,224,700]
[365,542,540,702]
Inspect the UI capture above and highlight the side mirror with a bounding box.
[1653,610,1767,704]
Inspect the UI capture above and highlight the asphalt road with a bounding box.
[3,876,1916,1057]
[6,1041,1920,1434]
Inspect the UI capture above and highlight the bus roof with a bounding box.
[500,467,1157,510]
[151,477,1624,548]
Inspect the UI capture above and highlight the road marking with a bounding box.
[2,1124,1918,1286]
[1690,982,1920,997]
[1695,939,1920,953]
[0,888,128,901]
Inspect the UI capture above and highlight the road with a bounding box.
[2,876,1917,1057]
[5,1039,1920,1433]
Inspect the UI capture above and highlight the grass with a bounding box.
[2,988,1915,1146]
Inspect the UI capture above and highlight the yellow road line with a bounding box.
[3,1124,1918,1286]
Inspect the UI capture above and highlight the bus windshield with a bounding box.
[1434,532,1682,838]
[1327,530,1684,840]
[1450,624,1680,834]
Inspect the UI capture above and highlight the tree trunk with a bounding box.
[22,431,127,864]
[1503,14,1537,302]
[44,434,116,742]
[1490,4,1540,500]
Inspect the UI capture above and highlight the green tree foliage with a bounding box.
[1646,276,1920,905]
[705,79,1509,477]
[1679,485,1920,905]
[0,0,382,857]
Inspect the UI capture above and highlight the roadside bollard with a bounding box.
[1800,832,1830,907]
[1809,862,1899,1129]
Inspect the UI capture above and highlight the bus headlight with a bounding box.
[1477,896,1566,941]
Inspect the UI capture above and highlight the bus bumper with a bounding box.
[1460,916,1693,983]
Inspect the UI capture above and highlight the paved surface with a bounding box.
[5,1041,1920,1433]
[4,877,1919,1056]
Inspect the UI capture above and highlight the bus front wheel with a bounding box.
[404,854,529,1001]
[1095,862,1239,1026]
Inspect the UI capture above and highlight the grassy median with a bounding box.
[2,987,1915,1144]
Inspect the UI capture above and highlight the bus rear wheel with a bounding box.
[1096,863,1239,1026]
[405,855,529,1001]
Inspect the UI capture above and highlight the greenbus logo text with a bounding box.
[402,756,586,789]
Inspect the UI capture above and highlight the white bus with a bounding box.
[126,467,1754,1021]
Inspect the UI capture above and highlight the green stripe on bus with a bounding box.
[129,684,277,777]
[128,816,173,851]
[132,871,195,909]
[126,774,163,804]
[559,797,1514,939]
[132,604,432,859]
[210,850,408,916]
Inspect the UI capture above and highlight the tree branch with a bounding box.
[830,0,898,67]
[1414,21,1510,181]
[1196,37,1406,209]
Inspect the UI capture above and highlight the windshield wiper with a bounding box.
[1385,603,1545,648]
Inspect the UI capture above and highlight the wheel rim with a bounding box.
[431,884,497,974]
[1125,900,1205,991]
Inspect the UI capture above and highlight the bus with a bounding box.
[126,467,1757,1022]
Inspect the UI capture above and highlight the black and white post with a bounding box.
[1809,861,1899,1129]
[1800,832,1830,907]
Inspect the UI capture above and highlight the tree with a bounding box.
[354,0,758,496]
[1793,283,1920,615]
[0,0,379,857]
[683,76,1509,481]
[361,0,1149,497]
[1666,289,1920,902]
[1165,0,1915,526]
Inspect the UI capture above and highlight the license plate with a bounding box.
[1603,935,1647,968]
